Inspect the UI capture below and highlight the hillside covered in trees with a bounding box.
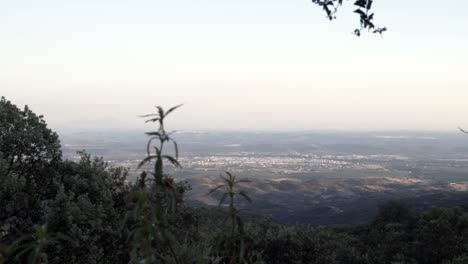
[2,97,468,264]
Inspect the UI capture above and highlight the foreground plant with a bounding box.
[7,224,70,264]
[126,172,159,264]
[125,105,184,263]
[210,172,252,264]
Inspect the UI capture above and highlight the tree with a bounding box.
[374,200,413,224]
[412,207,468,264]
[311,0,386,36]
[0,97,62,232]
[45,153,129,264]
[0,99,130,263]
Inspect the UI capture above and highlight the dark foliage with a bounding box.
[2,98,468,264]
[311,0,387,36]
[0,97,62,233]
[45,153,129,263]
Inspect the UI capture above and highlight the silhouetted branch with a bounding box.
[311,0,386,36]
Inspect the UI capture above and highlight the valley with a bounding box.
[61,130,468,225]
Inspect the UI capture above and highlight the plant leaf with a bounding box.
[164,104,183,118]
[171,139,179,159]
[156,106,164,118]
[138,155,157,168]
[139,113,159,118]
[145,132,163,138]
[234,179,251,184]
[146,137,160,156]
[162,155,181,168]
[238,191,252,203]
[218,192,228,206]
[354,9,366,17]
[354,0,367,8]
[144,118,160,123]
[208,184,225,194]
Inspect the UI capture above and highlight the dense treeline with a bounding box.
[1,97,468,264]
[245,203,468,264]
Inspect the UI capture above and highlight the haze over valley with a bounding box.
[61,130,468,225]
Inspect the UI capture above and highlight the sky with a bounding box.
[1,0,467,132]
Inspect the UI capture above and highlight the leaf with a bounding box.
[166,130,177,136]
[164,104,183,118]
[144,118,160,123]
[238,191,252,203]
[146,137,160,156]
[459,127,468,134]
[156,106,164,119]
[162,155,181,168]
[171,139,179,159]
[138,155,157,168]
[12,245,33,260]
[234,179,251,184]
[324,6,332,19]
[221,175,231,185]
[354,0,367,8]
[139,113,159,118]
[28,247,41,264]
[218,193,228,206]
[354,9,366,17]
[373,27,387,34]
[208,184,225,194]
[10,235,32,248]
[145,132,163,137]
[154,146,161,156]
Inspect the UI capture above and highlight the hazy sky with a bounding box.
[1,0,467,132]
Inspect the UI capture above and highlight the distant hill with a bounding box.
[186,175,468,225]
